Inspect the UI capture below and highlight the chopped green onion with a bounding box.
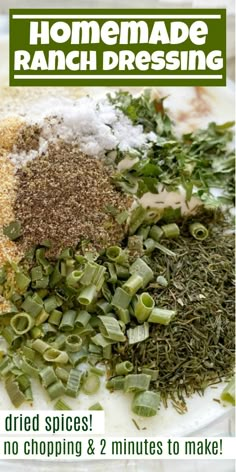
[96,300,112,316]
[130,258,153,287]
[5,377,25,407]
[148,307,176,325]
[106,246,127,265]
[111,287,131,310]
[115,307,130,324]
[221,377,235,405]
[20,358,39,377]
[52,334,66,349]
[49,309,63,326]
[32,339,49,354]
[43,348,69,364]
[137,226,150,240]
[124,374,151,393]
[189,222,209,240]
[75,310,91,328]
[149,225,163,241]
[115,361,133,376]
[10,312,34,335]
[55,366,70,383]
[54,398,72,410]
[59,310,77,331]
[66,368,82,397]
[134,293,155,323]
[132,391,160,417]
[31,266,44,281]
[2,326,23,348]
[161,223,180,239]
[141,368,159,381]
[144,238,156,254]
[128,205,146,235]
[82,373,100,395]
[90,333,113,348]
[106,376,125,390]
[15,272,31,291]
[47,380,65,400]
[44,295,60,313]
[35,309,50,326]
[123,274,143,296]
[89,402,103,410]
[127,322,149,345]
[39,366,58,388]
[89,365,105,376]
[21,296,43,318]
[77,284,97,305]
[68,348,88,366]
[98,316,126,342]
[115,264,130,280]
[65,334,82,352]
[3,221,22,241]
[105,262,117,284]
[66,270,82,287]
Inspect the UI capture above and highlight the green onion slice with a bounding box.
[132,391,160,417]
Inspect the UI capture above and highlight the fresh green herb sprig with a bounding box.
[109,90,235,206]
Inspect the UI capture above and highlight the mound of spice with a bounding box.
[14,141,131,257]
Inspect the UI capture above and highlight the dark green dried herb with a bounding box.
[112,221,235,412]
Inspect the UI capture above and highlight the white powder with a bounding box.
[8,95,154,167]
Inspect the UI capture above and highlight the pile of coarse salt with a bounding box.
[9,95,155,168]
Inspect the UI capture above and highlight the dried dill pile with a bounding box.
[14,141,131,257]
[113,225,235,412]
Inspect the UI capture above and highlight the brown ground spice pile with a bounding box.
[15,141,131,257]
[0,118,24,312]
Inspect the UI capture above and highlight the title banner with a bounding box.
[10,9,226,86]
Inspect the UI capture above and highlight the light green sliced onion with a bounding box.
[106,376,125,390]
[106,246,127,265]
[66,270,82,287]
[127,322,149,345]
[98,316,126,342]
[189,222,209,240]
[66,368,82,397]
[54,398,72,410]
[115,307,130,324]
[130,258,153,287]
[134,293,155,323]
[32,339,49,354]
[124,374,151,393]
[156,276,168,287]
[10,312,34,335]
[115,361,133,376]
[39,366,57,388]
[55,366,70,383]
[77,284,97,305]
[132,391,160,417]
[47,380,65,400]
[111,287,131,310]
[161,223,180,239]
[59,310,77,331]
[144,238,156,254]
[75,310,91,328]
[65,334,82,352]
[82,373,100,395]
[5,377,26,407]
[48,309,63,326]
[221,377,235,405]
[43,348,69,364]
[128,205,146,235]
[148,307,176,325]
[123,274,143,296]
[149,225,163,241]
[89,402,103,411]
[15,272,31,292]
